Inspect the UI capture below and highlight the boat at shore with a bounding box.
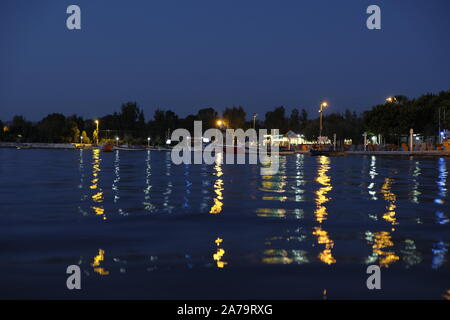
[16,144,32,149]
[101,143,114,152]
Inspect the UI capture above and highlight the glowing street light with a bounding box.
[80,135,83,146]
[386,96,396,103]
[319,101,328,140]
[115,136,119,146]
[216,120,223,127]
[147,137,151,148]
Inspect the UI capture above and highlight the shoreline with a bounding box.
[346,150,450,156]
[2,142,450,157]
[0,142,78,149]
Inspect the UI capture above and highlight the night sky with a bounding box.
[1,0,450,121]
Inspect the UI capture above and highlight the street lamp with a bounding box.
[147,137,151,148]
[386,97,396,103]
[216,119,228,130]
[115,136,119,146]
[252,113,257,129]
[80,135,83,146]
[319,101,328,141]
[94,119,99,145]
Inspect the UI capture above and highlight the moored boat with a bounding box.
[101,143,114,152]
[16,144,32,149]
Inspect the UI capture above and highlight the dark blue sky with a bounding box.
[1,0,450,121]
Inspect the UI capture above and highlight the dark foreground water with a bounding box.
[0,148,449,299]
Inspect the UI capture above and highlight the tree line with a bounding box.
[1,90,449,145]
[363,91,450,143]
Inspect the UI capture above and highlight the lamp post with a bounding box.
[252,113,257,129]
[319,101,328,142]
[438,107,446,144]
[147,137,151,148]
[80,135,83,147]
[94,120,99,145]
[409,128,414,151]
[115,136,119,146]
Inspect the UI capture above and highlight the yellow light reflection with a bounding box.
[210,153,224,214]
[372,232,399,267]
[262,249,293,264]
[215,237,223,246]
[312,156,336,265]
[91,206,104,215]
[256,208,286,218]
[366,177,399,268]
[260,158,287,201]
[92,192,103,201]
[90,149,106,219]
[91,248,110,275]
[262,249,308,265]
[315,156,333,223]
[260,178,287,193]
[381,178,398,226]
[213,237,228,268]
[312,227,336,265]
[260,158,288,192]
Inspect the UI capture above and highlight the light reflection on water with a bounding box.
[72,151,450,281]
[90,148,105,219]
[143,150,154,212]
[210,153,224,214]
[91,248,109,276]
[312,156,335,265]
[1,149,450,298]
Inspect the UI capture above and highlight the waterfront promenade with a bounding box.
[2,142,450,157]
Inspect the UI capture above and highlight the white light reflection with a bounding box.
[435,158,448,224]
[368,156,378,200]
[143,150,155,212]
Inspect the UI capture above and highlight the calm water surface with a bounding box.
[0,148,449,299]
